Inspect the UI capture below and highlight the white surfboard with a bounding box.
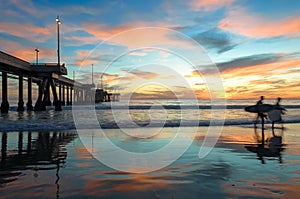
[268,109,282,122]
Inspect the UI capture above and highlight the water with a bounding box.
[1,99,300,198]
[1,99,300,131]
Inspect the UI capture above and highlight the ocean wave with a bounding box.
[6,104,300,111]
[1,116,299,132]
[1,104,299,132]
[96,104,300,110]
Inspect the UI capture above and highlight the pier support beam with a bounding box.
[62,85,65,106]
[34,78,47,111]
[66,86,70,105]
[42,79,51,107]
[81,90,84,102]
[74,89,78,103]
[34,77,62,111]
[70,87,73,105]
[59,84,62,104]
[50,78,61,111]
[1,72,9,113]
[46,87,52,106]
[26,77,33,111]
[17,76,24,111]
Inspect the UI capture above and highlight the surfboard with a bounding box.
[268,109,282,122]
[244,104,274,113]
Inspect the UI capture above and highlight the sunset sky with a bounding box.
[1,0,300,100]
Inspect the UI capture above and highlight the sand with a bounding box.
[0,124,299,198]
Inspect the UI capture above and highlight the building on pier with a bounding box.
[95,89,120,103]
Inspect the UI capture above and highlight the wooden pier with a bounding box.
[0,51,95,113]
[95,89,120,103]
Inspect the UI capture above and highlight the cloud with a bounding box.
[129,90,177,100]
[0,22,52,43]
[64,35,98,46]
[81,22,194,51]
[216,53,283,72]
[130,51,147,57]
[123,69,159,79]
[123,85,195,100]
[81,22,151,41]
[68,50,119,68]
[219,6,300,38]
[9,0,41,17]
[0,38,55,62]
[220,56,300,99]
[75,70,119,85]
[189,0,236,11]
[184,70,202,78]
[193,28,238,53]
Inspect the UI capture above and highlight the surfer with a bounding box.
[254,96,267,125]
[270,97,286,128]
[256,96,264,106]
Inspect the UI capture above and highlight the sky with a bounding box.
[1,0,300,100]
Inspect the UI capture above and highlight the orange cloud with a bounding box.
[0,22,52,42]
[184,70,202,78]
[221,58,300,99]
[81,22,197,51]
[10,0,41,17]
[182,56,300,99]
[190,0,235,11]
[0,38,55,62]
[82,23,132,41]
[219,7,300,38]
[123,70,159,80]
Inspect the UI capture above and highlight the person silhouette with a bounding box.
[256,96,264,106]
[270,97,286,129]
[275,97,281,107]
[254,96,267,126]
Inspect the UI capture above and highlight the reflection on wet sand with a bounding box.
[245,126,285,164]
[0,125,299,199]
[0,131,76,198]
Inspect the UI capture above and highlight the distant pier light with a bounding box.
[56,15,62,66]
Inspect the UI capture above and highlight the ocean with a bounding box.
[1,99,300,131]
[1,99,300,198]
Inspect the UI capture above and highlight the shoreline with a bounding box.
[0,121,299,132]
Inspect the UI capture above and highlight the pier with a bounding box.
[0,51,96,113]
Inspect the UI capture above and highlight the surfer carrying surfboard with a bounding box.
[245,96,285,129]
[268,97,286,128]
[254,96,267,125]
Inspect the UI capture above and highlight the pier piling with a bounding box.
[17,76,24,111]
[1,72,9,113]
[62,85,65,106]
[26,77,33,111]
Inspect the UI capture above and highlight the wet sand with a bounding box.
[0,124,300,198]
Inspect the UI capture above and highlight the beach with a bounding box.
[0,100,300,198]
[1,0,300,198]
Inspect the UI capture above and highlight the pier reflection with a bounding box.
[0,131,76,192]
[245,127,285,164]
